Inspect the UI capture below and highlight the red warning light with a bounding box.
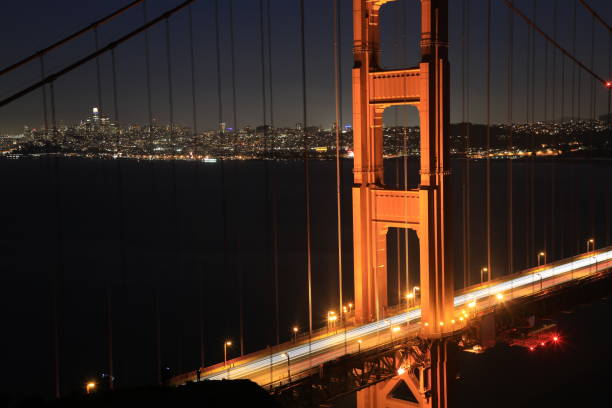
[540,342,545,346]
[529,346,535,351]
[553,336,559,342]
[606,81,612,89]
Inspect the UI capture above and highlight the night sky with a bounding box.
[0,0,611,134]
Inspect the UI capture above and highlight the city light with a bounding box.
[397,367,406,375]
[496,293,504,300]
[392,326,400,332]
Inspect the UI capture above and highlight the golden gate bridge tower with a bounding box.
[352,1,454,406]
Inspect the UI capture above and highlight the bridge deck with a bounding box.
[169,247,612,388]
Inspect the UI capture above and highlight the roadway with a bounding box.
[169,247,612,388]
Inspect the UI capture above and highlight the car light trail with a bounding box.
[198,249,612,381]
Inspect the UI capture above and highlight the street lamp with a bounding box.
[495,293,504,301]
[348,303,353,313]
[412,286,420,299]
[282,353,291,382]
[468,300,476,318]
[327,311,338,333]
[480,267,488,283]
[292,326,298,343]
[357,339,362,353]
[537,251,546,266]
[406,292,414,308]
[391,326,400,341]
[224,341,232,366]
[587,238,595,252]
[85,382,96,394]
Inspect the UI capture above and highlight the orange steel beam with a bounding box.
[351,0,454,341]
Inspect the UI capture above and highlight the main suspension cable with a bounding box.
[0,0,146,77]
[501,0,607,85]
[0,0,195,109]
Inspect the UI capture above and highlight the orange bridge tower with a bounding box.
[352,0,454,337]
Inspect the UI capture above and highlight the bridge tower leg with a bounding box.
[352,0,454,335]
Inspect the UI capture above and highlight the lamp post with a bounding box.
[391,326,400,342]
[468,300,476,318]
[480,267,488,283]
[587,238,595,252]
[224,341,232,366]
[537,251,546,266]
[406,292,414,308]
[357,339,362,353]
[292,326,298,343]
[85,382,96,394]
[348,303,353,314]
[282,353,291,382]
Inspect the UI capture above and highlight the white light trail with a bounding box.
[201,249,612,381]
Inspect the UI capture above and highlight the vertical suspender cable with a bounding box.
[164,16,183,372]
[608,31,611,246]
[394,3,401,302]
[543,13,549,259]
[187,4,205,370]
[572,1,579,254]
[49,81,63,399]
[588,15,595,243]
[258,0,273,348]
[333,0,344,322]
[229,0,238,140]
[214,0,232,349]
[571,0,577,121]
[189,7,198,139]
[590,15,596,123]
[39,57,49,137]
[550,1,557,261]
[402,0,409,299]
[524,1,530,268]
[299,0,313,336]
[142,0,161,384]
[228,0,244,357]
[215,0,223,127]
[39,56,57,396]
[111,47,124,388]
[94,27,103,112]
[485,0,491,280]
[507,4,514,275]
[462,0,468,286]
[266,0,280,346]
[531,0,536,123]
[465,0,471,285]
[529,0,536,265]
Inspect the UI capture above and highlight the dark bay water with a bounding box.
[0,157,609,400]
